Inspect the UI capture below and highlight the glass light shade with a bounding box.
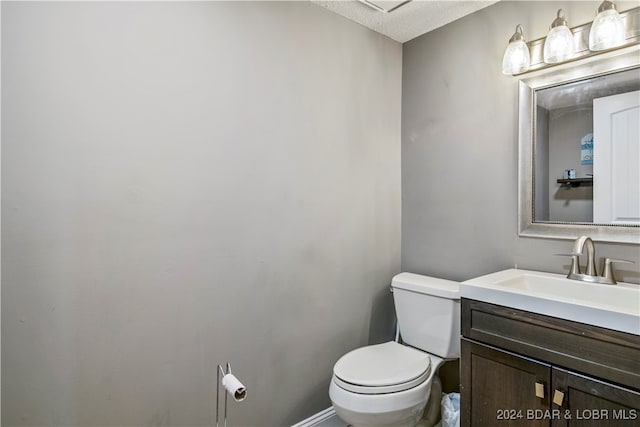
[589,8,625,51]
[502,25,530,75]
[543,25,575,63]
[502,39,530,75]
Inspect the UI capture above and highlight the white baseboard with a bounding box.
[291,407,338,427]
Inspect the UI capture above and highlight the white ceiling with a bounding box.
[311,0,500,43]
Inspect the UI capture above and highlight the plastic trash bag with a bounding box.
[441,392,460,427]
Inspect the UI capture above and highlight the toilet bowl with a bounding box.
[329,342,444,427]
[329,273,460,427]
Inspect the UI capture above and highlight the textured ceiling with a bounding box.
[311,0,500,43]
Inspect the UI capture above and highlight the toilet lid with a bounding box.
[333,341,431,394]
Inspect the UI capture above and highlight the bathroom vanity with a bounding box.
[459,269,640,426]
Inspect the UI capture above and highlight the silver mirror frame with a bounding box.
[518,45,640,244]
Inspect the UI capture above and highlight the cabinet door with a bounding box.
[461,339,550,427]
[551,367,640,427]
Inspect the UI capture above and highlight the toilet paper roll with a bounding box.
[222,373,247,401]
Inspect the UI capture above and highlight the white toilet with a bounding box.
[329,273,460,427]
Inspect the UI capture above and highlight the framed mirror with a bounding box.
[518,46,640,244]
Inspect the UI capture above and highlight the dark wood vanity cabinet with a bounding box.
[551,367,640,427]
[460,299,640,427]
[462,340,550,426]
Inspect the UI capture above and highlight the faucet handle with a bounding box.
[554,253,581,276]
[601,258,635,285]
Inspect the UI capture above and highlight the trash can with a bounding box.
[440,393,460,427]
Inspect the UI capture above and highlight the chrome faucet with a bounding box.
[558,236,634,285]
[573,236,597,276]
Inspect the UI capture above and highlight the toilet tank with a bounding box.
[391,273,460,359]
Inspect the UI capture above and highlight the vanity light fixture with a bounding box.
[502,25,531,75]
[589,0,626,51]
[543,9,575,63]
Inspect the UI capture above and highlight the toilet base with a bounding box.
[329,369,434,427]
[333,404,425,427]
[332,378,443,427]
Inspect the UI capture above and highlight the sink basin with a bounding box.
[460,269,640,335]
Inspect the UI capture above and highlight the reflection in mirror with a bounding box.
[518,47,640,244]
[534,67,640,224]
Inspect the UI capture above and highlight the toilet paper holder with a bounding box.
[216,362,247,427]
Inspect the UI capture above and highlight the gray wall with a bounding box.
[402,0,640,283]
[1,2,401,426]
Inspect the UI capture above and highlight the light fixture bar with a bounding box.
[516,6,639,75]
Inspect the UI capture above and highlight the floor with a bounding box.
[315,413,443,427]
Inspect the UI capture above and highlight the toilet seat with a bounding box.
[333,342,431,394]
